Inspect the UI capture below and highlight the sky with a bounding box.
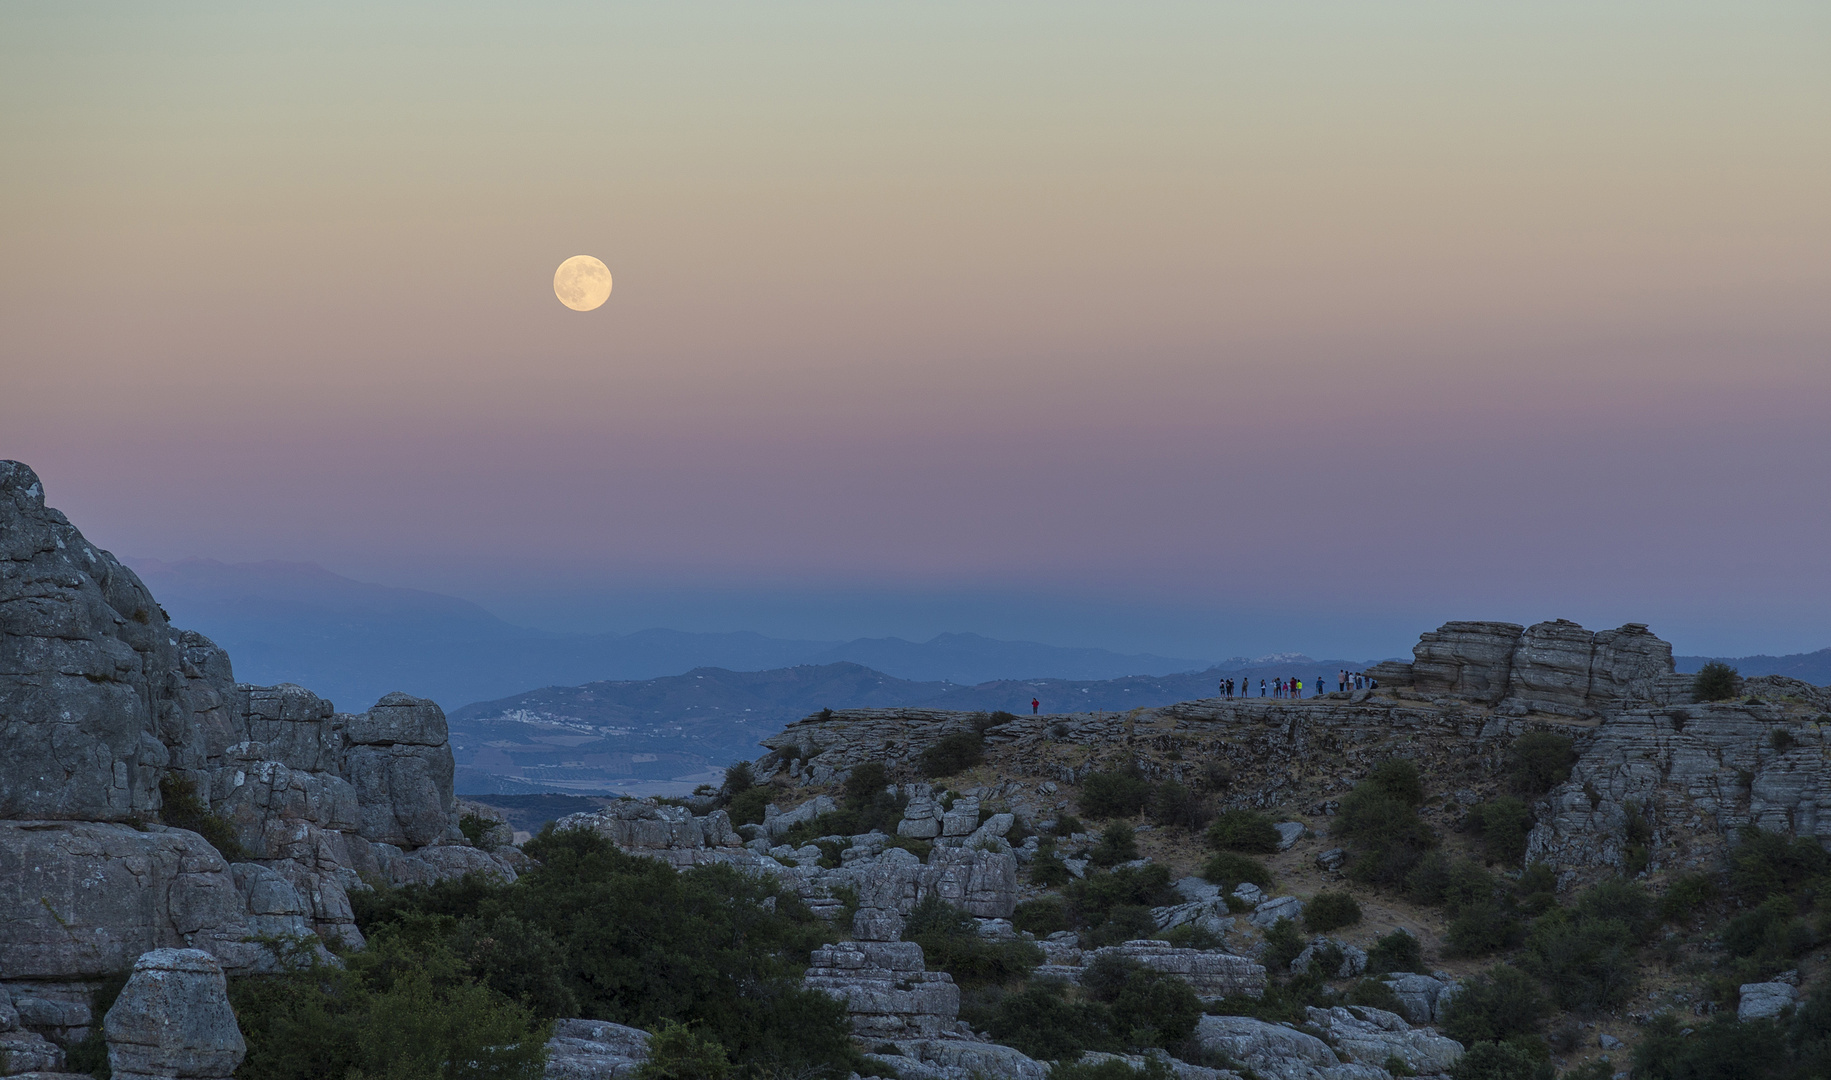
[3,2,1829,661]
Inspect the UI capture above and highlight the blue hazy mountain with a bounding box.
[128,558,1207,710]
[1675,649,1831,686]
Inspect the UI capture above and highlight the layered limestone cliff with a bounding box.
[0,461,513,1046]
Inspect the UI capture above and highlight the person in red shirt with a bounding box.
[1031,697,1040,714]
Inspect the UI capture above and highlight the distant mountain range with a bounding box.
[446,657,1374,796]
[1676,650,1831,686]
[127,558,1209,711]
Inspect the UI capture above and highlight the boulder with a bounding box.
[940,798,980,837]
[1739,982,1799,1021]
[1408,621,1524,704]
[1273,822,1305,851]
[889,1039,1048,1080]
[1291,942,1367,979]
[1504,620,1598,714]
[544,1018,650,1080]
[803,941,959,1038]
[1192,1014,1358,1080]
[103,948,245,1080]
[1381,974,1453,1027]
[344,694,457,848]
[1247,895,1303,929]
[1304,1005,1463,1075]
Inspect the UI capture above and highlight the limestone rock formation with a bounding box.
[103,948,245,1080]
[1193,1014,1386,1080]
[1303,1005,1462,1076]
[1085,940,1266,1000]
[803,941,961,1038]
[543,1019,651,1080]
[1,461,513,1037]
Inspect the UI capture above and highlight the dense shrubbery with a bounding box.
[776,764,908,846]
[1066,864,1179,946]
[1201,852,1273,893]
[1521,879,1647,1014]
[1206,810,1281,854]
[158,773,249,861]
[1014,897,1069,937]
[1334,759,1436,886]
[984,958,1199,1062]
[904,895,1043,988]
[921,732,985,777]
[1633,987,1831,1080]
[1090,823,1141,867]
[1508,733,1577,795]
[1047,1056,1174,1080]
[1079,768,1153,819]
[1466,796,1532,866]
[1440,966,1547,1047]
[1261,917,1308,972]
[1147,780,1211,831]
[1364,929,1423,976]
[1449,1040,1553,1080]
[1303,891,1362,933]
[305,826,858,1079]
[1691,661,1740,702]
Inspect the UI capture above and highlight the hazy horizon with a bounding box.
[6,4,1828,661]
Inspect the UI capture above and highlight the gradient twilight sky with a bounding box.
[4,3,1829,660]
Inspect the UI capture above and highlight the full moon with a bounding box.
[553,255,612,311]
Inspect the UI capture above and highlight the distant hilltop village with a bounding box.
[5,457,1830,1080]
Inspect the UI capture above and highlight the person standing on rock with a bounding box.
[1031,697,1040,714]
[1295,677,1303,699]
[1259,678,1266,697]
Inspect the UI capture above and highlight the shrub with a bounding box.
[1303,891,1362,933]
[637,1020,732,1080]
[721,762,753,796]
[1449,1040,1552,1080]
[1445,902,1525,957]
[1053,814,1085,837]
[1632,1011,1792,1080]
[1574,878,1656,943]
[1522,913,1639,1013]
[1080,768,1153,819]
[1346,978,1404,1013]
[725,786,772,828]
[1090,823,1140,868]
[1441,860,1501,915]
[988,981,1116,1060]
[1691,661,1739,702]
[1467,797,1532,866]
[1509,733,1577,795]
[1771,727,1799,754]
[1068,863,1179,925]
[1513,863,1559,915]
[1262,917,1308,972]
[1201,852,1273,892]
[1014,897,1069,937]
[920,733,985,778]
[1030,845,1073,887]
[1722,894,1817,967]
[1149,781,1211,831]
[904,895,1043,988]
[1658,872,1718,922]
[159,773,250,861]
[459,812,503,851]
[1206,810,1281,853]
[1440,966,1547,1045]
[1158,923,1224,950]
[1405,852,1453,905]
[1334,775,1437,886]
[1083,904,1158,948]
[1364,930,1423,975]
[1728,825,1831,901]
[1365,759,1426,806]
[844,762,892,807]
[1081,955,1202,1049]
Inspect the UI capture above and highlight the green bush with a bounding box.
[1334,772,1437,886]
[1444,901,1525,957]
[921,732,985,778]
[1365,929,1423,975]
[1090,823,1141,867]
[1448,1040,1553,1080]
[904,894,1043,988]
[637,1020,732,1080]
[1148,781,1210,831]
[1658,872,1718,922]
[1303,891,1362,933]
[725,786,772,828]
[1691,661,1739,702]
[1081,955,1202,1049]
[1206,810,1281,853]
[1014,897,1069,937]
[1513,863,1559,916]
[1346,978,1405,1013]
[341,826,857,1077]
[1030,844,1073,887]
[987,981,1115,1060]
[1467,797,1533,866]
[1080,768,1154,819]
[1069,863,1180,923]
[1262,917,1307,973]
[459,812,503,851]
[1201,852,1273,892]
[1722,894,1817,967]
[1083,905,1157,948]
[844,762,892,806]
[1158,923,1224,951]
[1405,852,1453,906]
[721,762,753,796]
[1522,913,1639,1013]
[1440,966,1547,1046]
[158,773,250,862]
[1728,825,1831,901]
[1054,814,1085,837]
[1631,1011,1802,1080]
[1442,860,1501,915]
[1574,878,1656,942]
[1509,733,1577,795]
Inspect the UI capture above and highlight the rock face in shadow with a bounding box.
[0,461,513,1026]
[1388,618,1675,717]
[104,948,246,1080]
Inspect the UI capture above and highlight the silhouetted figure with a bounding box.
[1032,697,1040,714]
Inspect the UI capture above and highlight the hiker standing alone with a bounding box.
[1032,697,1040,715]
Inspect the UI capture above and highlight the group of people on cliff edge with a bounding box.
[1217,670,1377,699]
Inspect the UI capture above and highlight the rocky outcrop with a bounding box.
[886,1039,1049,1080]
[1738,982,1799,1021]
[1303,1005,1462,1076]
[1086,940,1266,1000]
[1401,619,1675,716]
[1192,1014,1386,1080]
[543,1019,650,1080]
[0,984,69,1076]
[0,462,511,1018]
[803,941,960,1038]
[103,948,245,1080]
[1407,621,1523,704]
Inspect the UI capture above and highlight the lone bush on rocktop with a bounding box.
[1206,809,1281,854]
[1692,661,1739,702]
[921,731,985,777]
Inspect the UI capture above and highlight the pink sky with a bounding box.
[4,4,1828,658]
